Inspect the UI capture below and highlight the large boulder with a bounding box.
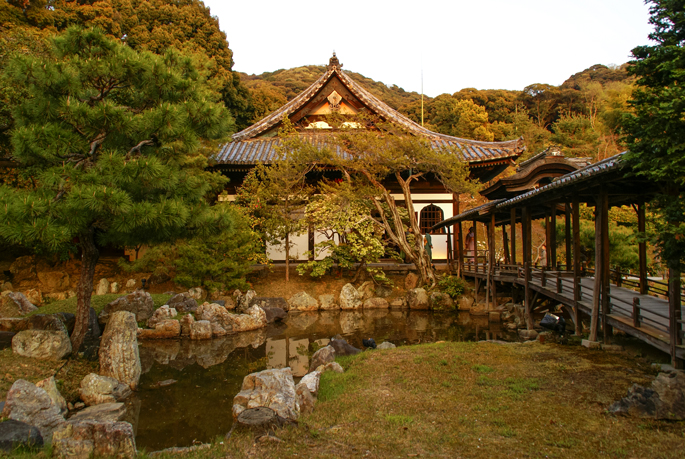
[300,371,322,397]
[430,292,454,310]
[37,271,70,292]
[99,311,141,390]
[12,330,72,360]
[309,345,336,371]
[404,272,419,290]
[377,341,397,350]
[287,292,319,312]
[339,284,362,310]
[318,294,338,310]
[52,420,136,459]
[232,368,300,422]
[357,281,375,301]
[407,288,430,309]
[165,294,198,314]
[0,292,38,318]
[79,374,132,406]
[190,320,213,340]
[99,291,154,324]
[363,297,389,309]
[69,403,127,423]
[330,337,361,356]
[609,371,685,420]
[146,305,178,329]
[196,303,266,336]
[36,376,67,416]
[180,313,194,337]
[23,289,43,306]
[250,297,287,311]
[0,419,43,453]
[263,307,287,324]
[1,379,65,444]
[22,313,69,334]
[9,256,36,285]
[95,278,110,296]
[234,289,256,313]
[137,319,181,340]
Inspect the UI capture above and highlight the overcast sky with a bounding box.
[202,0,653,97]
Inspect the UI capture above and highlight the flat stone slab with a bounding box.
[581,339,601,349]
[601,344,624,352]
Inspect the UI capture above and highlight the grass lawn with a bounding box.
[144,341,683,459]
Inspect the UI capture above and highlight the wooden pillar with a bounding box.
[637,203,648,295]
[458,220,464,278]
[565,203,572,271]
[600,188,611,344]
[522,207,532,265]
[473,220,478,273]
[524,262,533,330]
[668,266,683,368]
[510,208,517,265]
[572,197,581,335]
[490,213,497,308]
[453,194,461,275]
[550,204,557,270]
[590,187,607,342]
[503,225,511,265]
[545,213,551,268]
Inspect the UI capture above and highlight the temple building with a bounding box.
[212,54,525,261]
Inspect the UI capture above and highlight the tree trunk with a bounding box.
[285,232,290,283]
[71,227,100,352]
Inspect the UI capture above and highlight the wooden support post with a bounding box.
[632,297,640,328]
[510,208,517,265]
[590,187,606,343]
[637,203,648,295]
[473,220,479,273]
[550,204,557,270]
[600,187,611,344]
[572,197,582,335]
[565,203,572,271]
[453,194,461,277]
[446,226,453,274]
[503,225,510,265]
[490,213,497,308]
[458,220,464,278]
[668,266,683,369]
[524,262,533,330]
[545,213,552,268]
[522,207,532,266]
[557,273,562,294]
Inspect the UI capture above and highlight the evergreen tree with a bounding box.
[623,0,685,271]
[0,28,232,351]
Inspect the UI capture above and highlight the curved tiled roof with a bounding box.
[216,56,524,166]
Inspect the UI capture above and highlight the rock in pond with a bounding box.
[12,330,72,360]
[263,307,287,324]
[318,294,338,310]
[165,293,198,314]
[407,288,430,309]
[80,373,132,406]
[99,311,141,390]
[99,291,154,324]
[52,420,136,459]
[363,297,389,309]
[0,419,43,453]
[233,368,300,422]
[69,403,127,422]
[309,345,336,371]
[287,292,319,312]
[146,305,178,328]
[196,303,266,336]
[190,320,213,340]
[1,379,65,444]
[137,319,181,340]
[430,292,454,310]
[339,284,362,310]
[330,337,361,356]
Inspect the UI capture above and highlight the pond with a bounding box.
[129,309,513,452]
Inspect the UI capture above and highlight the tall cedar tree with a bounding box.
[623,0,685,276]
[0,28,232,351]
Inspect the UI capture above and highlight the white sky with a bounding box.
[203,0,653,97]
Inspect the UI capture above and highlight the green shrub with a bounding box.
[437,275,467,299]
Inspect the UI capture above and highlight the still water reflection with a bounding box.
[134,309,510,451]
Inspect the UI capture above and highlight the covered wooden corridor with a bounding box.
[433,153,684,367]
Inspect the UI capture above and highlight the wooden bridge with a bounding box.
[433,153,684,367]
[461,259,684,361]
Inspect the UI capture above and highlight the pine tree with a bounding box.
[0,27,232,351]
[623,0,685,271]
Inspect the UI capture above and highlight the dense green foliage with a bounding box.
[121,205,259,292]
[623,0,685,270]
[437,275,467,299]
